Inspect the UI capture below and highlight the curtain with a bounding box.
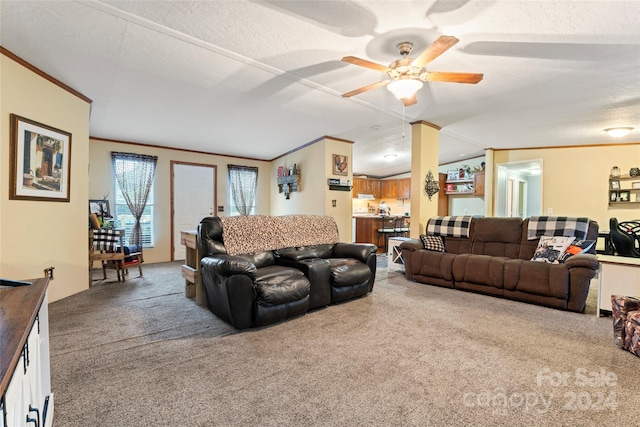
[228,164,258,216]
[111,152,158,246]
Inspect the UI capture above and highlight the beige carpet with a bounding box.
[48,260,639,426]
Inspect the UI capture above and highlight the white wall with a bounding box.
[1,52,91,302]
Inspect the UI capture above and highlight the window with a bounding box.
[228,164,258,216]
[112,152,158,248]
[114,178,155,247]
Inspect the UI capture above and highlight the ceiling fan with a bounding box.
[341,35,483,106]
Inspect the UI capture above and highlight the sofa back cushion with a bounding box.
[471,217,523,258]
[237,250,276,268]
[198,216,227,257]
[198,214,340,257]
[519,219,599,260]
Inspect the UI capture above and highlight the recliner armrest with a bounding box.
[332,243,377,263]
[399,239,422,252]
[564,254,599,270]
[201,255,257,280]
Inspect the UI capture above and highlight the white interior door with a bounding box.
[172,163,215,260]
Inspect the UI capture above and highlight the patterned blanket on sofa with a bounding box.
[220,214,340,256]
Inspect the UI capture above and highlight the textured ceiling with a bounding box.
[1,1,639,178]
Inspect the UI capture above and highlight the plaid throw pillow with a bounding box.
[420,234,445,252]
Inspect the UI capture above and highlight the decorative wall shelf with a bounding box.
[329,184,352,191]
[277,174,301,199]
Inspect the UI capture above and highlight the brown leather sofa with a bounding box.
[399,217,599,312]
[197,214,376,329]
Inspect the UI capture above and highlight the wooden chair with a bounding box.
[89,228,126,282]
[377,216,397,253]
[120,244,144,278]
[394,216,410,238]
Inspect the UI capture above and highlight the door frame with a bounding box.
[170,161,217,261]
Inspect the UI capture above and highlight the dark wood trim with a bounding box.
[492,141,640,152]
[169,161,217,261]
[91,136,268,163]
[271,135,354,161]
[1,46,92,104]
[410,120,441,131]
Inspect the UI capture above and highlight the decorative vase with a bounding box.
[611,166,621,178]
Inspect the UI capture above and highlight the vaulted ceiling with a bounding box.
[1,1,639,177]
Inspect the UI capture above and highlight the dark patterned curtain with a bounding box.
[228,164,258,216]
[111,152,158,246]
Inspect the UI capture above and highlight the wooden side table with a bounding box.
[388,237,412,272]
[180,230,204,306]
[597,255,640,317]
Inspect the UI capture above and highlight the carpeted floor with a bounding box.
[48,258,639,426]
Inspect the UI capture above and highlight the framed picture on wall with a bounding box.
[619,191,630,202]
[610,191,619,202]
[447,170,460,180]
[333,154,348,176]
[9,114,72,202]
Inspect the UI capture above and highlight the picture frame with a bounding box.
[89,199,111,219]
[619,190,630,202]
[610,191,619,202]
[333,154,348,176]
[632,181,640,189]
[9,114,72,202]
[447,170,460,180]
[610,180,620,190]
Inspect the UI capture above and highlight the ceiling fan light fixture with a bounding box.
[605,127,633,137]
[387,79,423,100]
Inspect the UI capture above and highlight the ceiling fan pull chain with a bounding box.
[402,103,406,138]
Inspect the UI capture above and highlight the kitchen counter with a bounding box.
[353,215,410,251]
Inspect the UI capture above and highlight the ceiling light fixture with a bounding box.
[384,153,397,161]
[387,79,423,100]
[604,127,633,137]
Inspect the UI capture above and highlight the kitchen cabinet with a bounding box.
[397,178,411,199]
[380,179,398,199]
[353,178,380,198]
[473,171,485,197]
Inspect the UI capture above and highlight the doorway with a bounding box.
[171,162,216,261]
[496,160,542,218]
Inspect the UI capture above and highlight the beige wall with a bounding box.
[270,137,353,242]
[493,143,640,229]
[89,139,272,263]
[1,53,91,302]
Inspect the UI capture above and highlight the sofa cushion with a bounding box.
[557,240,596,263]
[420,234,445,252]
[531,236,574,263]
[254,266,310,306]
[327,258,371,287]
[471,217,523,258]
[237,251,276,269]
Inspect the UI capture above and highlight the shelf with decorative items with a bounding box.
[277,164,301,199]
[444,163,485,196]
[328,178,352,191]
[609,173,640,205]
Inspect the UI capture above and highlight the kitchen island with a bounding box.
[353,215,409,252]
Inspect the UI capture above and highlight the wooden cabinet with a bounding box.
[380,179,398,199]
[473,171,485,197]
[355,177,410,200]
[609,174,640,205]
[397,178,411,199]
[438,173,448,216]
[1,277,54,427]
[353,178,380,198]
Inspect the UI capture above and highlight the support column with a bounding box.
[410,121,440,237]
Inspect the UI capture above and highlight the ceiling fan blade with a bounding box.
[342,56,392,73]
[341,80,390,98]
[423,71,484,84]
[402,94,417,106]
[411,35,459,68]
